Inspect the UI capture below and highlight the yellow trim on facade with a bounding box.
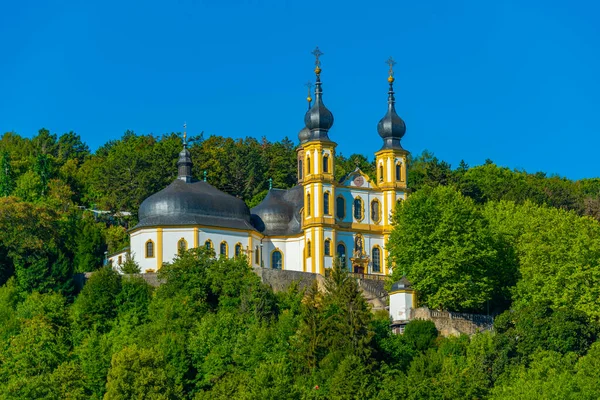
[323,190,331,216]
[311,228,316,273]
[177,237,188,253]
[319,227,324,275]
[371,198,382,224]
[270,248,284,270]
[145,239,156,259]
[194,227,199,248]
[234,242,243,257]
[219,240,229,257]
[353,195,365,222]
[371,244,383,273]
[156,228,163,270]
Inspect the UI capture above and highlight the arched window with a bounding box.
[324,239,331,256]
[178,238,187,254]
[204,240,213,250]
[379,164,384,182]
[220,241,228,256]
[307,240,312,257]
[396,163,401,181]
[323,154,329,173]
[336,196,345,219]
[272,250,283,270]
[372,247,381,273]
[337,243,346,266]
[255,245,260,264]
[307,193,311,216]
[118,255,122,265]
[298,159,303,180]
[235,243,243,257]
[324,192,330,215]
[353,197,363,221]
[307,156,311,174]
[371,199,380,223]
[145,240,154,258]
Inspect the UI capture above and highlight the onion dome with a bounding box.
[134,126,254,231]
[377,57,406,150]
[298,126,311,144]
[304,47,334,140]
[251,186,303,236]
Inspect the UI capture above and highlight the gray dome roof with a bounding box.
[298,126,311,144]
[390,276,413,292]
[251,186,303,236]
[377,81,406,150]
[303,75,334,140]
[136,179,254,230]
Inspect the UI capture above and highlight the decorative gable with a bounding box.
[339,168,378,189]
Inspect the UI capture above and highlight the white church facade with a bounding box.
[109,50,409,277]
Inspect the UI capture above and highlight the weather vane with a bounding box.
[183,122,187,145]
[385,56,396,77]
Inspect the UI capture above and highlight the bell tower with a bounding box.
[301,47,337,275]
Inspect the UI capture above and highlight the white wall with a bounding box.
[390,291,414,322]
[261,236,304,271]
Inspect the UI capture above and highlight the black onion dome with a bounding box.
[136,179,254,230]
[377,79,406,150]
[304,74,334,140]
[390,276,413,292]
[251,186,303,236]
[298,126,311,144]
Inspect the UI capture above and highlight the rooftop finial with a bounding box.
[312,46,323,75]
[386,56,396,83]
[183,122,187,148]
[268,177,273,190]
[305,81,313,109]
[203,170,207,182]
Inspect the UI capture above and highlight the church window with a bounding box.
[204,240,213,250]
[337,243,346,266]
[307,156,311,174]
[298,159,303,180]
[307,240,312,257]
[255,245,260,264]
[396,163,401,181]
[353,197,364,221]
[324,192,330,215]
[372,247,381,273]
[145,240,154,258]
[323,154,329,173]
[178,238,187,254]
[235,243,242,257]
[324,239,331,256]
[371,199,381,223]
[307,194,311,216]
[272,250,283,270]
[379,165,384,182]
[220,241,228,256]
[336,196,345,219]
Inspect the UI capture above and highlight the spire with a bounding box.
[177,122,194,182]
[304,46,334,140]
[377,56,406,150]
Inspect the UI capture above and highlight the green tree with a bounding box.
[388,185,504,311]
[105,345,174,399]
[0,151,14,196]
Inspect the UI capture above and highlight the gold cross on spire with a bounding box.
[183,122,187,144]
[386,56,397,77]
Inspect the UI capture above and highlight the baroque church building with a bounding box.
[109,50,409,276]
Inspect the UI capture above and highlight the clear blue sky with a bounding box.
[1,0,598,179]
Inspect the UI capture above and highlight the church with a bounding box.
[108,49,409,276]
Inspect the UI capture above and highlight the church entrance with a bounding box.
[353,264,365,274]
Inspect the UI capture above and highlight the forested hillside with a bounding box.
[1,128,600,398]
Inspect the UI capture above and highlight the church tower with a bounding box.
[375,58,408,230]
[301,47,337,274]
